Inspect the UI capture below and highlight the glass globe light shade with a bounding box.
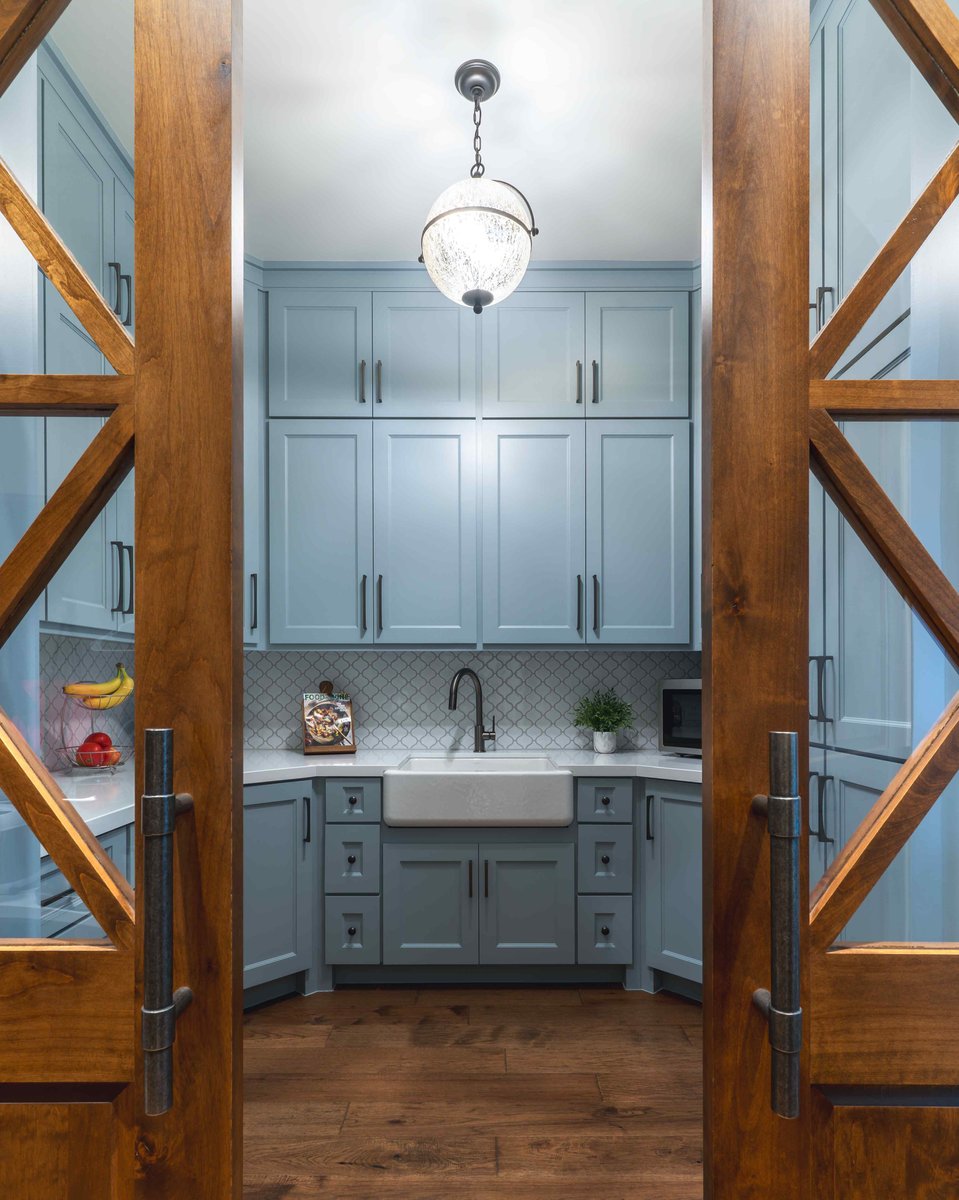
[421,177,534,313]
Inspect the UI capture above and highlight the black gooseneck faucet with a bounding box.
[448,667,496,753]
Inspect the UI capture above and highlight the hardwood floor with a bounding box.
[243,986,703,1198]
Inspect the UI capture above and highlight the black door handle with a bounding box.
[375,359,383,403]
[376,574,384,635]
[111,541,124,614]
[250,572,258,632]
[576,574,583,634]
[592,574,600,637]
[123,544,134,615]
[360,574,368,636]
[646,794,654,841]
[575,360,583,403]
[121,273,133,327]
[108,261,122,314]
[303,796,311,844]
[359,359,367,403]
[591,359,599,404]
[484,858,489,899]
[468,859,473,899]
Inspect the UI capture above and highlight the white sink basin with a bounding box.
[383,754,574,826]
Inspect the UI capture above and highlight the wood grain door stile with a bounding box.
[0,1,242,1197]
[709,1,959,1196]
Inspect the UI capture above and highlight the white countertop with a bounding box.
[53,747,701,837]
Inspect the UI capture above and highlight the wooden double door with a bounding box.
[707,0,959,1196]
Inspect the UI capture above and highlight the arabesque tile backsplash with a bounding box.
[40,634,700,764]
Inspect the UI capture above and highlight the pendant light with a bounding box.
[419,60,538,314]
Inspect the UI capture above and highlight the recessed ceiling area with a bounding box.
[49,0,703,263]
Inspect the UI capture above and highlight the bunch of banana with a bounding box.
[63,663,135,710]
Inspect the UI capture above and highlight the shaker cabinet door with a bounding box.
[482,421,586,644]
[480,844,576,964]
[372,291,477,416]
[585,292,689,418]
[269,419,374,644]
[268,289,373,417]
[586,420,690,644]
[481,292,586,417]
[373,421,477,644]
[644,783,702,984]
[382,844,478,965]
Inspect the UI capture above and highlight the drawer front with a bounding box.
[324,825,381,894]
[577,895,633,964]
[41,824,129,905]
[325,895,381,965]
[577,824,633,894]
[575,778,634,824]
[325,779,382,823]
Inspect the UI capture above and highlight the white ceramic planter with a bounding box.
[592,730,618,754]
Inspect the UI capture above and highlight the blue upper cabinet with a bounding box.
[481,292,586,417]
[371,291,477,417]
[243,281,267,645]
[585,292,689,418]
[268,289,373,417]
[373,420,477,644]
[482,421,586,644]
[586,420,690,644]
[269,419,374,644]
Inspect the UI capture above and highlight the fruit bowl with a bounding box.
[57,743,131,773]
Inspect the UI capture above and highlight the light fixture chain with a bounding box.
[470,88,485,178]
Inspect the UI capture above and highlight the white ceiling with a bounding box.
[49,0,703,263]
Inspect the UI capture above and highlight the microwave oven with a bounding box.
[659,679,702,757]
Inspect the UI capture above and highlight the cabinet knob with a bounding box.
[601,925,610,937]
[347,926,357,937]
[347,854,356,865]
[601,854,610,865]
[348,796,358,806]
[601,796,610,806]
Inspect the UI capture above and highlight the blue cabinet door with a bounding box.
[372,291,477,417]
[482,421,585,644]
[481,292,586,417]
[643,781,702,984]
[268,289,372,417]
[269,419,373,644]
[382,843,478,965]
[586,420,690,644]
[243,281,267,645]
[243,783,314,989]
[373,421,477,644]
[585,292,690,418]
[479,844,575,964]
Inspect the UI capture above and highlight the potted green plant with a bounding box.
[573,689,635,754]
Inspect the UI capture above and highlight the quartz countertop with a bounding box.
[52,747,702,838]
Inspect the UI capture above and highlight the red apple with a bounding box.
[102,748,122,767]
[76,740,107,767]
[89,732,113,749]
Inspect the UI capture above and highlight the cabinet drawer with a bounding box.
[325,896,381,965]
[577,825,633,894]
[324,825,381,894]
[575,778,633,823]
[325,779,382,823]
[41,824,129,905]
[577,895,633,965]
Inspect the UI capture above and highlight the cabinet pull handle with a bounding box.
[141,728,194,1116]
[575,360,583,403]
[484,858,489,899]
[576,574,583,634]
[375,360,383,403]
[111,540,125,614]
[808,771,834,846]
[808,655,833,723]
[250,572,258,632]
[123,544,134,615]
[360,574,368,636]
[592,574,600,636]
[376,574,384,635]
[108,262,122,314]
[121,273,133,327]
[591,359,599,404]
[303,796,311,844]
[359,359,367,403]
[815,285,835,330]
[646,794,654,841]
[751,731,802,1120]
[468,859,473,899]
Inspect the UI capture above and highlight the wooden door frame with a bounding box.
[0,1,242,1195]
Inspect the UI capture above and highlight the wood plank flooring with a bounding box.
[243,986,703,1199]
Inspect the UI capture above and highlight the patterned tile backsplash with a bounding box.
[40,634,700,761]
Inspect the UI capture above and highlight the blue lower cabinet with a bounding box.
[479,844,575,965]
[575,778,634,824]
[324,825,381,894]
[243,783,314,989]
[382,844,478,965]
[325,896,381,965]
[577,824,633,894]
[643,782,702,984]
[325,778,382,823]
[577,895,633,965]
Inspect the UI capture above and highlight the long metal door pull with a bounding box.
[142,728,195,1117]
[751,730,802,1120]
